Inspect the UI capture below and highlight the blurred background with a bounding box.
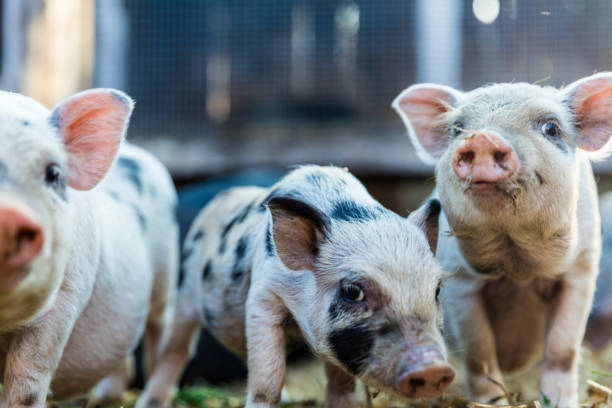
[6,0,612,185]
[4,0,612,399]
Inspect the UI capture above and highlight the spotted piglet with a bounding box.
[0,89,178,407]
[393,73,612,407]
[138,165,454,408]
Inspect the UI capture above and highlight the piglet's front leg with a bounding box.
[245,295,288,408]
[136,282,203,408]
[1,290,82,408]
[540,269,595,408]
[324,362,355,408]
[446,272,507,405]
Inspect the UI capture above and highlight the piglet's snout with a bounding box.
[0,207,44,269]
[395,345,455,398]
[452,131,518,183]
[396,364,455,398]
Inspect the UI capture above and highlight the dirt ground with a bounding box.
[50,345,612,408]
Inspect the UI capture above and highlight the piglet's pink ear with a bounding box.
[392,84,462,164]
[50,89,134,190]
[267,196,329,272]
[564,73,612,153]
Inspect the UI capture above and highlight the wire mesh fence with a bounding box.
[5,0,612,176]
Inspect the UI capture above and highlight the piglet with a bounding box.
[137,165,454,408]
[0,89,178,407]
[393,73,612,407]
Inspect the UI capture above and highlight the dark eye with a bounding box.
[44,163,61,185]
[452,121,464,136]
[435,281,442,302]
[541,121,560,137]
[341,282,365,303]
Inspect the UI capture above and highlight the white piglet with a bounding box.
[0,89,178,407]
[393,73,612,408]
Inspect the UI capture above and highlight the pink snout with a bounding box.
[452,131,518,183]
[396,363,455,398]
[395,343,455,399]
[0,207,44,269]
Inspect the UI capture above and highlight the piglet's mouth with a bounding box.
[460,177,525,209]
[462,178,519,194]
[469,180,497,190]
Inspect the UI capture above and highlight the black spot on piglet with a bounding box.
[265,225,275,257]
[377,323,397,336]
[231,269,244,282]
[235,236,248,260]
[221,217,239,239]
[329,324,374,375]
[202,260,212,281]
[231,237,249,281]
[118,157,143,194]
[219,216,240,253]
[331,201,382,222]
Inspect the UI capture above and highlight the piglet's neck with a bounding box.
[449,213,577,282]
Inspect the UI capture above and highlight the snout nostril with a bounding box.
[409,378,426,388]
[18,229,38,243]
[397,364,454,398]
[493,151,507,164]
[17,228,38,241]
[16,228,38,251]
[0,207,44,268]
[459,151,474,164]
[437,376,452,388]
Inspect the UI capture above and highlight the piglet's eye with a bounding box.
[341,283,365,303]
[452,121,464,136]
[541,121,560,138]
[435,281,442,302]
[44,163,61,185]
